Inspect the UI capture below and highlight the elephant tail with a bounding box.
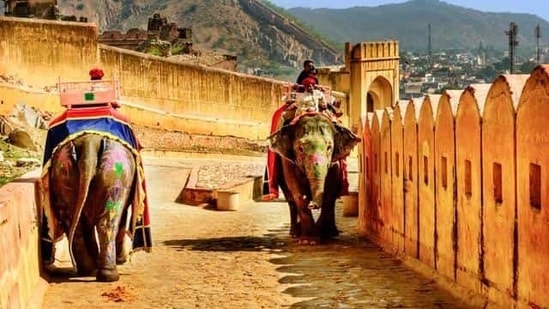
[66,135,102,271]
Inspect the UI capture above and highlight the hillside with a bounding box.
[54,0,549,75]
[56,0,342,80]
[287,0,549,54]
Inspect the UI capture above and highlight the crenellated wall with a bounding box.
[359,69,549,309]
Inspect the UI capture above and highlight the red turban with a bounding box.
[302,76,317,90]
[89,68,104,80]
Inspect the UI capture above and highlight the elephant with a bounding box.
[41,133,146,282]
[268,113,361,244]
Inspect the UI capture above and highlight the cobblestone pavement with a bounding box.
[41,154,479,309]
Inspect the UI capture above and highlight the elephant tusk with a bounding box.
[308,202,320,210]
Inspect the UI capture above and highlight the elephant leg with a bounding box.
[94,139,136,282]
[297,201,319,245]
[72,218,98,276]
[40,214,56,266]
[280,182,300,238]
[288,201,300,238]
[317,167,341,239]
[115,205,129,265]
[96,209,124,282]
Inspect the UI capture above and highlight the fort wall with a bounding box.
[359,68,549,308]
[0,17,350,141]
[0,170,47,309]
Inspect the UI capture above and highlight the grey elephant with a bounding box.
[40,133,151,282]
[268,113,360,244]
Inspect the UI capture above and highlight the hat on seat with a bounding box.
[89,68,104,80]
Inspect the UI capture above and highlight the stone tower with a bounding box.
[347,40,400,131]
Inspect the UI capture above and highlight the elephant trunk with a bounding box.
[303,153,329,211]
[307,179,325,211]
[67,136,101,271]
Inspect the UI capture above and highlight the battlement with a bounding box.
[348,40,400,61]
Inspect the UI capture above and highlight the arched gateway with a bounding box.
[349,41,400,124]
[318,40,400,133]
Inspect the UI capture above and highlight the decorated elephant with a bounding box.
[39,132,151,282]
[268,112,360,244]
[38,101,152,282]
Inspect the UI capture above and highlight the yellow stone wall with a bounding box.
[0,170,47,309]
[0,17,98,88]
[359,68,549,309]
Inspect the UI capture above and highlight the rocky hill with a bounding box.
[56,0,342,80]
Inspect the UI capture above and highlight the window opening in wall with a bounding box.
[493,162,503,204]
[395,152,400,178]
[441,156,448,189]
[423,156,429,185]
[385,151,388,174]
[408,155,413,181]
[367,93,374,113]
[465,160,472,197]
[529,163,541,211]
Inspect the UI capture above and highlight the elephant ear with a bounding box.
[332,123,361,162]
[268,124,296,163]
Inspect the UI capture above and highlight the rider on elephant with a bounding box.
[262,68,349,201]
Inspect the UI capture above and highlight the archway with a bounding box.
[367,76,393,112]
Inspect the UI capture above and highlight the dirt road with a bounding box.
[41,155,479,309]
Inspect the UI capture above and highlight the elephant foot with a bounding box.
[76,266,96,277]
[116,256,127,265]
[297,236,319,245]
[319,225,340,239]
[96,268,120,282]
[289,225,301,238]
[44,264,76,277]
[290,223,301,239]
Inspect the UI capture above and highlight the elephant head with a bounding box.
[268,113,361,210]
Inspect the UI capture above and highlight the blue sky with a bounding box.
[270,0,549,22]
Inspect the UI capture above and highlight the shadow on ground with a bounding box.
[162,228,289,252]
[269,232,475,309]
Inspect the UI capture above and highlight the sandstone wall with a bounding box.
[359,68,549,309]
[0,17,98,88]
[98,45,285,139]
[0,170,47,309]
[0,17,350,141]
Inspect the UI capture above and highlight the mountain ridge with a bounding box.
[286,0,549,54]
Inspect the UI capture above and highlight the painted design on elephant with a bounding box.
[98,204,123,266]
[102,148,130,174]
[53,142,75,176]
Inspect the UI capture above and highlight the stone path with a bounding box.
[41,154,480,309]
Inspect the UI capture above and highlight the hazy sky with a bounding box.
[270,0,549,22]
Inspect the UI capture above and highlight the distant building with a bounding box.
[3,0,57,19]
[97,13,238,72]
